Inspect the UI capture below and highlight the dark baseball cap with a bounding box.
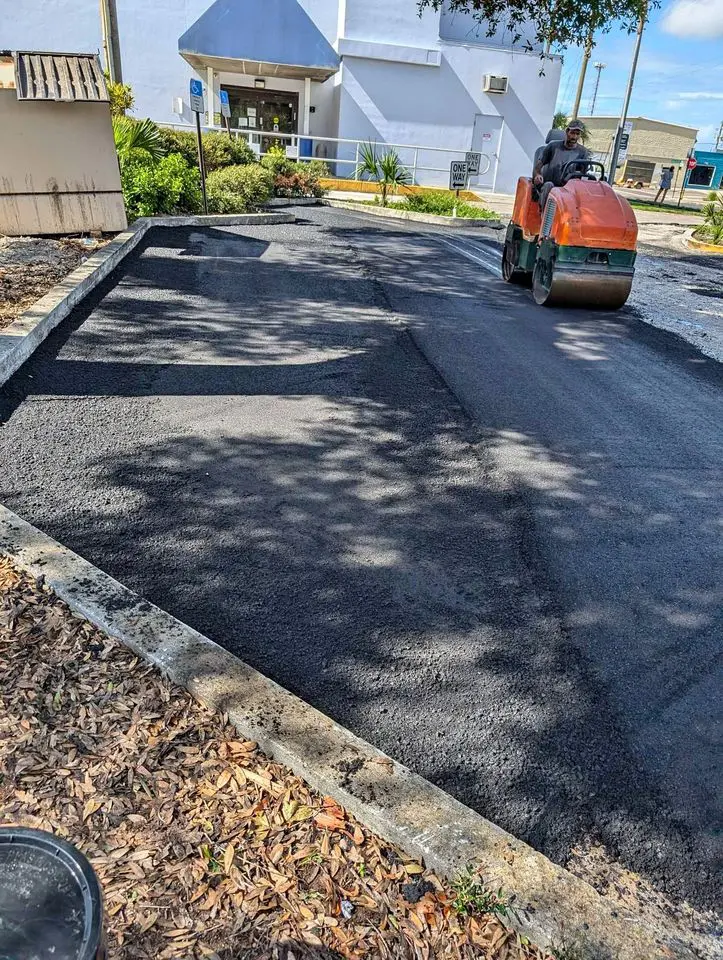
[566,119,584,131]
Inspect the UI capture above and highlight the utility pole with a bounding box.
[608,1,647,184]
[99,0,123,83]
[589,62,606,115]
[571,32,594,119]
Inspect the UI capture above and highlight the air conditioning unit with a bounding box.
[483,75,508,94]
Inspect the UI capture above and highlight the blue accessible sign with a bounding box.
[219,88,230,119]
[189,78,204,113]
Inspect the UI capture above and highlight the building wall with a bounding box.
[689,150,723,191]
[337,43,560,192]
[579,115,697,165]
[2,0,561,193]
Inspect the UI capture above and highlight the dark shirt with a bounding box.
[539,141,592,186]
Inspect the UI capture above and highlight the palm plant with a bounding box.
[700,193,723,246]
[355,143,412,206]
[113,116,166,165]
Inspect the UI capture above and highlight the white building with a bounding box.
[1,0,562,193]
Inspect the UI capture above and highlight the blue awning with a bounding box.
[179,0,340,81]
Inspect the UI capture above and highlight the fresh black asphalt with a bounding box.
[1,208,720,911]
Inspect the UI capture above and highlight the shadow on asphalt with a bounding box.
[0,223,720,913]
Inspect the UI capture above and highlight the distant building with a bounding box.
[2,0,563,194]
[578,115,697,188]
[689,149,723,191]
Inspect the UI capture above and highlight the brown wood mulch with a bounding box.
[0,236,106,328]
[0,557,551,960]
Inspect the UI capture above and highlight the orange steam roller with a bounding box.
[502,160,639,309]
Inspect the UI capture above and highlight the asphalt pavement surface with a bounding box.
[1,208,720,912]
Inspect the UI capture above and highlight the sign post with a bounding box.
[678,154,697,208]
[190,78,208,215]
[220,89,231,138]
[449,160,467,217]
[465,151,481,192]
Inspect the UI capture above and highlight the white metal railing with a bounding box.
[158,121,494,186]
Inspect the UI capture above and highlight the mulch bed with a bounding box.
[0,236,105,328]
[0,557,551,960]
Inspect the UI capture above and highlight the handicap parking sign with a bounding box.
[189,78,204,113]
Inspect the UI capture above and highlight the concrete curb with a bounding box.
[322,198,504,230]
[0,504,696,960]
[684,227,723,254]
[0,212,295,389]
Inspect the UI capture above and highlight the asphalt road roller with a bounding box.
[501,159,638,309]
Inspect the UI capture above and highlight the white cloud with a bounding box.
[677,91,723,100]
[662,0,723,38]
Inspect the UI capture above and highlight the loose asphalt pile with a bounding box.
[0,556,550,960]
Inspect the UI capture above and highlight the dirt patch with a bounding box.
[0,557,551,960]
[0,236,104,328]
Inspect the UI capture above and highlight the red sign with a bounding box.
[687,157,697,170]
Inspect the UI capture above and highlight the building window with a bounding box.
[689,165,715,187]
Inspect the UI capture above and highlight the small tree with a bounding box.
[355,143,412,206]
[104,72,134,117]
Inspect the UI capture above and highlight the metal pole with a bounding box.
[412,147,418,184]
[99,0,122,83]
[195,111,208,215]
[608,2,647,184]
[589,62,606,115]
[571,32,593,119]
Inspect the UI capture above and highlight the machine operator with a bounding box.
[533,119,591,212]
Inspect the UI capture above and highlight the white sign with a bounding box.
[219,89,230,119]
[465,151,481,176]
[189,78,204,114]
[618,119,634,164]
[449,161,467,190]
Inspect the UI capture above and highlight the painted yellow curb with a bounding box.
[319,178,481,203]
[686,232,723,254]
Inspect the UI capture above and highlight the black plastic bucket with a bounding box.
[0,827,105,960]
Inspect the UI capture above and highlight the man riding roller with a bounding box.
[533,119,591,212]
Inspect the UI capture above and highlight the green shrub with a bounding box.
[120,151,202,220]
[157,128,255,172]
[273,168,324,198]
[206,164,274,213]
[303,158,330,179]
[261,144,294,177]
[105,72,134,117]
[401,191,495,219]
[696,193,723,245]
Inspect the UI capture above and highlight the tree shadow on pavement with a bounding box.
[0,222,720,914]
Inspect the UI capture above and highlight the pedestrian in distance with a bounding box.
[654,166,674,205]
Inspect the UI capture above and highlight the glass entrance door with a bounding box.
[223,86,298,150]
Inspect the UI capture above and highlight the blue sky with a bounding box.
[555,0,723,148]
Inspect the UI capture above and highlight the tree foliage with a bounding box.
[552,112,590,143]
[113,117,166,165]
[416,0,656,50]
[104,72,134,117]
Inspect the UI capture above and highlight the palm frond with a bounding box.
[113,116,166,164]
